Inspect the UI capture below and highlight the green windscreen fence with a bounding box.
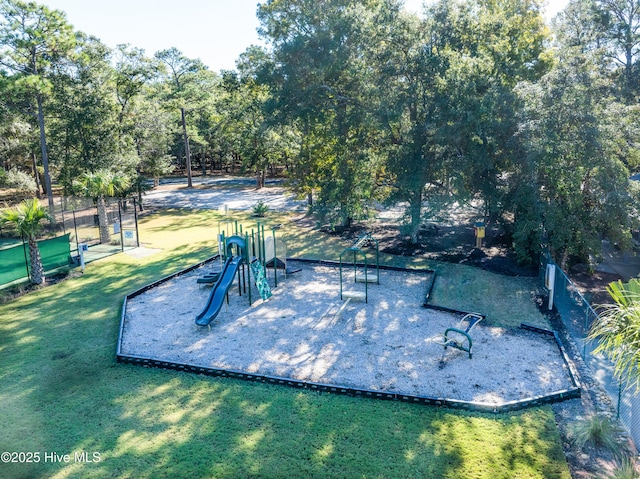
[38,234,71,272]
[0,234,71,287]
[0,243,28,285]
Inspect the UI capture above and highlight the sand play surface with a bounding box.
[120,260,574,405]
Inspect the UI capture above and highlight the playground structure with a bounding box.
[216,219,288,285]
[119,259,581,413]
[338,233,380,315]
[115,210,580,412]
[195,220,288,327]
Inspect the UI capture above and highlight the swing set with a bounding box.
[337,233,380,316]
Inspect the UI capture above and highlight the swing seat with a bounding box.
[341,290,367,301]
[355,273,379,284]
[433,313,484,359]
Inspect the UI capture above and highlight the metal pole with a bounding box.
[259,224,265,264]
[251,230,256,258]
[364,252,368,303]
[21,233,30,282]
[118,201,124,252]
[242,252,247,294]
[72,210,80,253]
[60,196,66,236]
[584,309,589,358]
[133,197,140,247]
[618,380,622,420]
[339,253,344,300]
[353,249,357,282]
[374,236,380,284]
[237,246,242,297]
[273,228,278,288]
[246,233,251,306]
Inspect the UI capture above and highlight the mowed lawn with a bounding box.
[0,208,570,478]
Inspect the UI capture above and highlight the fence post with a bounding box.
[133,198,140,247]
[72,210,79,253]
[59,196,66,236]
[618,380,622,420]
[118,201,124,252]
[21,234,30,282]
[584,308,589,358]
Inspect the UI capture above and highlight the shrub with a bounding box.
[572,414,625,455]
[253,201,269,217]
[599,456,639,479]
[2,168,37,194]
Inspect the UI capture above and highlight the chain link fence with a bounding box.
[540,253,640,446]
[45,196,140,251]
[0,234,72,286]
[1,196,140,288]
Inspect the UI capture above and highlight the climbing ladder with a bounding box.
[351,233,380,284]
[250,259,272,301]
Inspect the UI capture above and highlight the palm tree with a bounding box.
[75,170,130,245]
[589,279,640,391]
[0,198,51,285]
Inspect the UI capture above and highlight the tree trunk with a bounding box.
[97,196,111,244]
[408,192,423,244]
[36,93,55,218]
[28,236,45,285]
[180,107,193,188]
[32,153,41,198]
[256,167,263,189]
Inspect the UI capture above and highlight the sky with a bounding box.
[41,0,570,73]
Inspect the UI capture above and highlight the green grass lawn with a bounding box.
[0,209,570,478]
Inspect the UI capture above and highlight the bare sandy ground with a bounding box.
[120,260,573,405]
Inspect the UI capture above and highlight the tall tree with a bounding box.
[552,0,604,53]
[132,98,174,187]
[514,52,635,265]
[438,0,551,224]
[258,0,385,228]
[0,0,76,214]
[217,48,293,189]
[370,0,550,243]
[155,48,208,188]
[371,4,447,243]
[49,34,130,190]
[594,0,640,100]
[114,44,155,132]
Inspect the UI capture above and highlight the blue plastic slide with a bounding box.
[195,255,243,326]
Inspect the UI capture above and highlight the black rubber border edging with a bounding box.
[117,257,580,413]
